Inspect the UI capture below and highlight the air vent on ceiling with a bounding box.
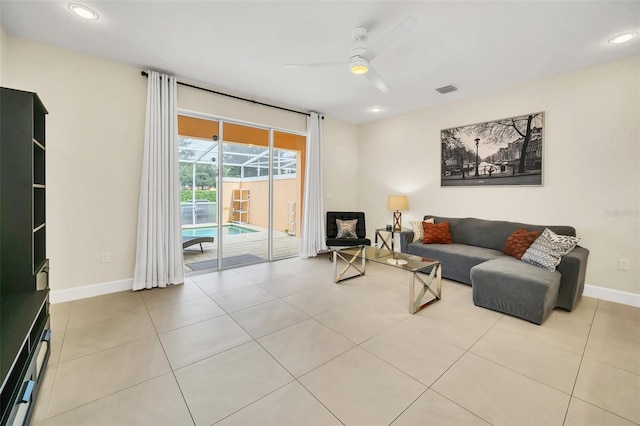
[435,84,459,94]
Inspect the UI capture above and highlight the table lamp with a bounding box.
[387,195,409,231]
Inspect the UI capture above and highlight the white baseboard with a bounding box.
[50,278,133,304]
[584,284,640,308]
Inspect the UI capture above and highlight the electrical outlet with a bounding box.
[618,259,629,271]
[102,252,111,263]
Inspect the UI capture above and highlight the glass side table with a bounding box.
[374,226,410,252]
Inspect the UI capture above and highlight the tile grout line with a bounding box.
[354,318,469,425]
[39,301,73,423]
[293,270,498,424]
[561,298,599,425]
[464,312,587,398]
[430,387,495,425]
[241,267,402,425]
[41,296,177,423]
[561,299,640,425]
[142,290,198,426]
[406,312,503,425]
[209,299,346,426]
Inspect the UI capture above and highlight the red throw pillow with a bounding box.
[504,228,541,259]
[422,221,452,244]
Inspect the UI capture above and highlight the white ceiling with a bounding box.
[1,1,639,123]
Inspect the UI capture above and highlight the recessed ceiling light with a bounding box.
[608,32,638,44]
[68,3,99,20]
[369,107,383,113]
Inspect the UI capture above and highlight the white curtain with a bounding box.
[133,71,184,290]
[300,112,327,257]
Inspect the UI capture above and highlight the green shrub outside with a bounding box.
[181,190,216,202]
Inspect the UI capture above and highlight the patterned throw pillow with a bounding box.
[521,228,580,271]
[422,221,453,244]
[503,228,541,259]
[410,218,435,242]
[336,218,358,239]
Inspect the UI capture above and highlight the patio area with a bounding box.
[183,228,302,273]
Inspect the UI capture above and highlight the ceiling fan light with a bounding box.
[351,65,368,75]
[350,57,369,75]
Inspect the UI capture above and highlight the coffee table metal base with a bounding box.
[333,246,366,282]
[409,264,442,314]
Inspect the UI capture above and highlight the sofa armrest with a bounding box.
[400,230,415,252]
[556,245,589,311]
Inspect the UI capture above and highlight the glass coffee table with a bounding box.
[333,245,442,314]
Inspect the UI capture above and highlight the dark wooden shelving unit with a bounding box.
[0,87,51,426]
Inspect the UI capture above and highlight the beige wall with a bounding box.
[358,55,640,296]
[0,25,3,84]
[0,22,6,84]
[3,34,147,292]
[322,117,359,212]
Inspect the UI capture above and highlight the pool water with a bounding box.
[182,225,257,238]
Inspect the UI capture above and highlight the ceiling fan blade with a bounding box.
[364,16,418,61]
[365,66,391,93]
[283,61,343,69]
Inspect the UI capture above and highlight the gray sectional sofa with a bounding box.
[400,215,589,324]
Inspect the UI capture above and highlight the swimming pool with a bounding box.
[182,225,257,238]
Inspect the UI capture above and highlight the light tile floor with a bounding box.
[32,257,640,426]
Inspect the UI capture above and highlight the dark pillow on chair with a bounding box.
[423,221,452,244]
[336,219,358,239]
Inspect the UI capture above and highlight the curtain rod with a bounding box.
[141,71,321,119]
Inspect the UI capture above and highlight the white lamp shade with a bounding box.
[387,195,409,211]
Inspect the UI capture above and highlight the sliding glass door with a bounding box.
[178,113,305,272]
[220,123,269,267]
[272,131,305,260]
[178,117,219,272]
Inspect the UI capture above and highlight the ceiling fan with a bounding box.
[284,17,418,94]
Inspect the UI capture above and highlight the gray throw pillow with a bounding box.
[521,228,580,272]
[336,218,358,239]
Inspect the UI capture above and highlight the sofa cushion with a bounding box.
[522,228,580,272]
[423,221,452,244]
[504,228,540,259]
[406,242,503,284]
[471,257,561,324]
[326,237,371,247]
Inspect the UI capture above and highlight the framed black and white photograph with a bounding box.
[441,112,544,186]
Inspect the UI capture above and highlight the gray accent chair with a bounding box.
[400,215,589,324]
